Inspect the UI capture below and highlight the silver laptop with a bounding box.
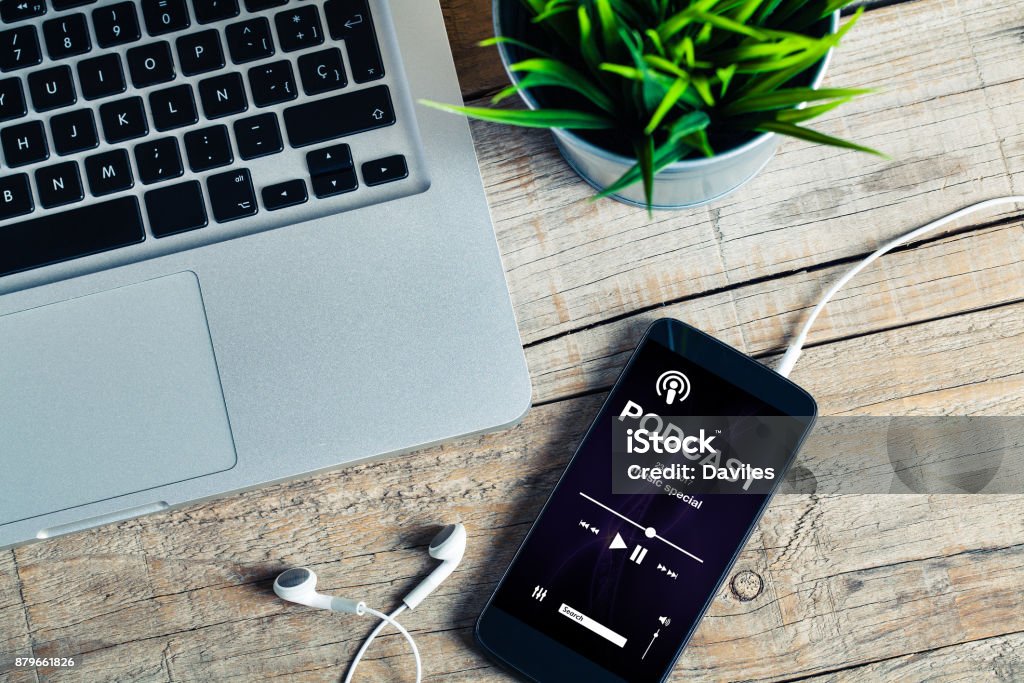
[0,0,530,548]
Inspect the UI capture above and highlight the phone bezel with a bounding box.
[475,318,818,683]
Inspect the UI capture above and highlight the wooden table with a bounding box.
[4,0,1024,680]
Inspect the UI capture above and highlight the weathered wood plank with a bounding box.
[525,219,1024,404]
[441,0,504,100]
[10,300,1024,681]
[473,0,1024,345]
[795,631,1024,682]
[0,551,36,683]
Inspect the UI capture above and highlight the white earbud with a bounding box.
[402,523,466,609]
[273,567,366,615]
[273,522,467,683]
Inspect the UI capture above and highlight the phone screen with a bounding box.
[485,324,815,682]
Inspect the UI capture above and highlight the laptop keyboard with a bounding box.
[0,0,427,282]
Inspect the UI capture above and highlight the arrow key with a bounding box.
[262,178,307,211]
[362,154,407,187]
[305,142,351,175]
[311,168,357,198]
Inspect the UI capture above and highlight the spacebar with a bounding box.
[0,197,145,278]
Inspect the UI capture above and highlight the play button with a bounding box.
[609,533,627,550]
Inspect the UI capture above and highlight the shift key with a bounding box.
[283,85,395,148]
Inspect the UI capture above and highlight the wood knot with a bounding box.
[730,570,763,601]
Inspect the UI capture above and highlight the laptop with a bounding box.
[0,0,531,548]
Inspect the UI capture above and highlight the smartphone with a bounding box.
[475,318,817,682]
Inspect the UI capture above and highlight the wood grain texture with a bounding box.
[526,220,1024,403]
[7,300,1024,682]
[797,631,1024,681]
[0,551,36,683]
[3,0,1024,681]
[472,0,1024,344]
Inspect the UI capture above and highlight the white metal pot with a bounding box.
[493,3,839,209]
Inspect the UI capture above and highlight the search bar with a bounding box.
[558,603,627,647]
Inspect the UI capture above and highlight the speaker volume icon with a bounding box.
[656,371,690,404]
[658,616,671,627]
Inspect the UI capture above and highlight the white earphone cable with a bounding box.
[345,605,421,683]
[776,196,1024,378]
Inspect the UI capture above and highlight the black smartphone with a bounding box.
[476,319,817,682]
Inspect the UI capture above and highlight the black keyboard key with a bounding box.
[127,40,174,88]
[184,123,231,171]
[298,47,345,96]
[149,83,196,130]
[207,167,255,222]
[92,2,140,48]
[247,59,294,107]
[362,154,407,186]
[1,0,45,23]
[283,84,393,147]
[134,135,182,184]
[0,76,25,121]
[49,107,97,154]
[311,168,356,198]
[305,142,349,175]
[146,179,207,237]
[262,178,306,210]
[51,0,95,9]
[324,0,383,83]
[84,148,132,195]
[27,63,75,110]
[176,29,223,76]
[0,196,143,278]
[233,112,280,159]
[99,95,147,142]
[42,13,90,60]
[35,160,83,208]
[77,53,125,99]
[225,17,272,64]
[244,0,286,11]
[0,25,42,72]
[274,5,322,53]
[198,71,245,118]
[141,0,189,36]
[0,172,31,219]
[1,119,47,166]
[193,0,238,25]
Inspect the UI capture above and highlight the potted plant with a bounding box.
[423,0,881,210]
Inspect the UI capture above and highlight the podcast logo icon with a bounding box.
[655,370,690,404]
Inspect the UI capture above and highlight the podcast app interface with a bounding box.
[492,338,804,682]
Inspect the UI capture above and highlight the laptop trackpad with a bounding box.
[0,272,237,526]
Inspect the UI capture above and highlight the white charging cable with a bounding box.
[345,605,421,683]
[776,196,1024,378]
